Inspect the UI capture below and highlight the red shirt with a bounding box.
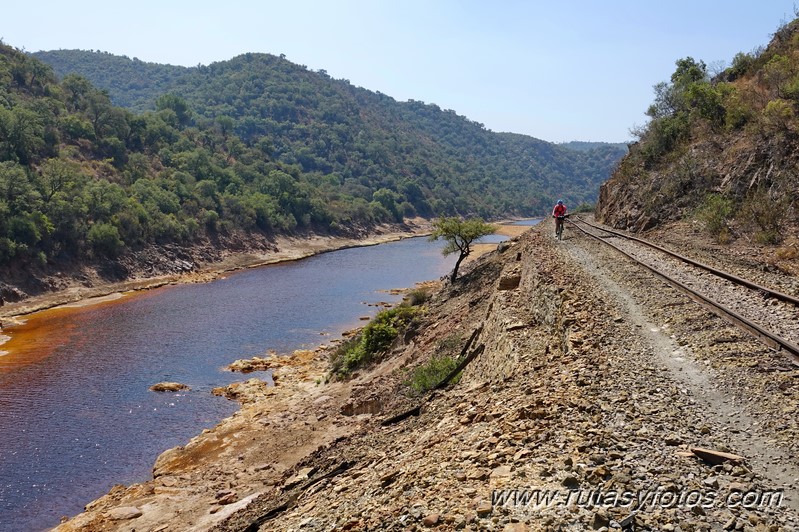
[553,204,567,217]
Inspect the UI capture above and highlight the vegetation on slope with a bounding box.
[0,41,626,300]
[1,43,392,281]
[34,49,626,217]
[598,17,799,245]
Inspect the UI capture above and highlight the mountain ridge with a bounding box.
[33,48,626,217]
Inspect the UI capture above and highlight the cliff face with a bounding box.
[597,20,799,241]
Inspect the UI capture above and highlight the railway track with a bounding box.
[568,217,799,364]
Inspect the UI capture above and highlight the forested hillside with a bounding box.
[0,43,625,300]
[34,49,625,216]
[598,18,799,246]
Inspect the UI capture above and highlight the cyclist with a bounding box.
[552,200,567,240]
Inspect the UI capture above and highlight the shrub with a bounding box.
[404,355,461,395]
[696,194,734,242]
[738,189,786,244]
[404,287,431,306]
[87,222,124,257]
[329,305,421,378]
[573,202,595,213]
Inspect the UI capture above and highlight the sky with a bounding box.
[2,1,797,143]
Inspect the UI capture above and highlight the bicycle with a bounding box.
[555,214,568,240]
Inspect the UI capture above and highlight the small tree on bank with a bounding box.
[429,216,496,283]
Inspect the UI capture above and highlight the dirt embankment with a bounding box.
[56,220,799,531]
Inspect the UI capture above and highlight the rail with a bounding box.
[568,218,799,365]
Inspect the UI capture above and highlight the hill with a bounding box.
[597,18,799,248]
[0,44,625,302]
[33,49,626,217]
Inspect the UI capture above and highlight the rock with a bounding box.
[106,506,143,520]
[380,470,399,486]
[690,447,744,465]
[215,490,237,505]
[284,466,317,488]
[476,501,492,516]
[561,475,580,489]
[592,510,610,529]
[227,356,272,373]
[423,513,440,526]
[149,382,189,392]
[491,465,512,478]
[467,468,489,481]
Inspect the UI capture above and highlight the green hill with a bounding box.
[0,43,626,299]
[597,18,799,245]
[33,49,625,217]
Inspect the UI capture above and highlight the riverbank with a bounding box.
[2,218,533,530]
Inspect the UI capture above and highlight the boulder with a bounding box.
[149,382,189,392]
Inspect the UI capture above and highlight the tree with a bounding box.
[429,216,496,283]
[156,94,193,128]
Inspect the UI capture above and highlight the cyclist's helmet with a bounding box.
[557,200,564,205]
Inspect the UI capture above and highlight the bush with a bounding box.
[738,189,786,244]
[696,194,734,243]
[404,287,431,306]
[87,222,124,257]
[404,354,461,395]
[329,305,421,378]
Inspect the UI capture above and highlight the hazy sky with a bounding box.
[3,1,796,143]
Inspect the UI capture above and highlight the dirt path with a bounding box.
[564,229,799,513]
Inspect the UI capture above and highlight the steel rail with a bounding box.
[572,217,799,307]
[568,220,799,365]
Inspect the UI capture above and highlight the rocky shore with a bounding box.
[52,219,799,530]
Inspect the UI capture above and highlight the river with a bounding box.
[0,236,459,531]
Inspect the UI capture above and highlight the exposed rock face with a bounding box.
[597,24,799,236]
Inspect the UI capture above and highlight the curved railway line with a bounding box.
[568,217,799,365]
